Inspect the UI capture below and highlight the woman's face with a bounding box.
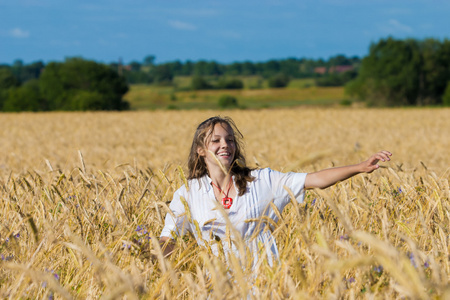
[200,123,236,171]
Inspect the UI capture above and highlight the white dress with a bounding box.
[160,168,307,268]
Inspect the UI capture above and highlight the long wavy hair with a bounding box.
[187,116,254,196]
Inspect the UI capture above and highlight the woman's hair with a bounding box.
[187,116,254,196]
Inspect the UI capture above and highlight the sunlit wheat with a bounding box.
[0,108,449,298]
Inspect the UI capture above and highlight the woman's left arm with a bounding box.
[304,151,392,189]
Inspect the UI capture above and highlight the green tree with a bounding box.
[268,73,290,88]
[217,78,244,89]
[347,37,450,106]
[191,76,212,90]
[418,39,450,105]
[143,55,155,66]
[39,57,129,111]
[218,95,238,108]
[3,79,44,112]
[316,70,357,87]
[346,38,422,106]
[443,81,450,106]
[152,64,173,85]
[0,68,20,110]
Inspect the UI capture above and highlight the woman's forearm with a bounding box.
[304,151,392,189]
[305,164,362,189]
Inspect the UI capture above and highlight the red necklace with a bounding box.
[211,177,233,209]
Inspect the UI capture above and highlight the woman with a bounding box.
[158,116,391,268]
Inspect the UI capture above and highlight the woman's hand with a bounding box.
[138,237,175,262]
[358,150,392,173]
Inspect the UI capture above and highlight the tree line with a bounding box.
[0,58,129,111]
[118,54,359,85]
[0,37,449,111]
[347,37,450,106]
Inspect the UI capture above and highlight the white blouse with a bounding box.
[160,168,307,267]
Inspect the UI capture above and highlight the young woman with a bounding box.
[158,116,392,267]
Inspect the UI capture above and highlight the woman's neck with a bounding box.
[208,167,232,189]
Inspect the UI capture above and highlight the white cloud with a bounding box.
[168,20,197,31]
[9,28,30,38]
[381,19,413,34]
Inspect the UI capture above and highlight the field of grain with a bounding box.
[1,108,449,299]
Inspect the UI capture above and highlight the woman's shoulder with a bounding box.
[249,167,274,178]
[250,167,307,180]
[180,176,208,192]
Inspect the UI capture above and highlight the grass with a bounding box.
[124,77,345,110]
[0,108,449,298]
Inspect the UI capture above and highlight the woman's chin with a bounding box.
[218,158,232,168]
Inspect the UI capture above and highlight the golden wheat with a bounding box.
[0,108,449,299]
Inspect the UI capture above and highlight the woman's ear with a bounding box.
[197,147,206,157]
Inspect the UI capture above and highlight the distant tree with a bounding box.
[0,68,19,89]
[143,55,155,66]
[129,61,142,72]
[346,37,422,106]
[182,60,194,75]
[218,94,238,108]
[268,73,290,88]
[0,68,20,109]
[193,60,223,76]
[21,61,45,83]
[124,70,153,84]
[191,76,212,90]
[226,62,242,76]
[152,64,173,85]
[39,57,129,111]
[327,54,352,67]
[217,78,244,89]
[241,61,255,76]
[69,90,107,111]
[263,60,280,77]
[11,60,24,82]
[3,79,45,112]
[347,37,449,106]
[166,60,183,76]
[316,70,357,87]
[417,38,450,105]
[7,60,44,83]
[280,58,301,78]
[443,81,450,106]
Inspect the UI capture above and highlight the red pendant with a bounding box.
[222,197,233,209]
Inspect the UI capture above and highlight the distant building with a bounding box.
[314,65,354,75]
[329,65,354,73]
[314,67,327,74]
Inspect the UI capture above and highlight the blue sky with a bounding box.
[1,0,449,65]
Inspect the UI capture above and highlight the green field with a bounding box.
[124,77,346,110]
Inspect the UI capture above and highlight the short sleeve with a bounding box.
[160,186,191,238]
[263,168,307,209]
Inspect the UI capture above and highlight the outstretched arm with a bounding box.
[304,151,392,189]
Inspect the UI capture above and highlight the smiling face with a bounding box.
[199,122,236,172]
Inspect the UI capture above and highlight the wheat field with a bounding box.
[0,108,449,299]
